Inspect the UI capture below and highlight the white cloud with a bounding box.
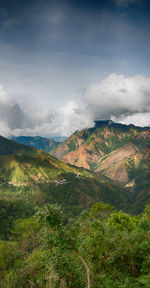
[0,84,29,131]
[0,74,150,139]
[83,74,150,125]
[58,101,94,136]
[0,84,55,137]
[5,102,94,138]
[0,84,14,105]
[0,85,93,138]
[111,113,150,127]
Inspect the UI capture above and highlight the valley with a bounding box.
[0,123,150,287]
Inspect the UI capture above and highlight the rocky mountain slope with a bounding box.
[10,136,59,153]
[52,121,150,207]
[53,121,150,168]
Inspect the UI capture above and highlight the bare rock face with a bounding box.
[62,145,100,169]
[96,143,139,171]
[53,141,69,159]
[104,164,129,183]
[95,143,140,183]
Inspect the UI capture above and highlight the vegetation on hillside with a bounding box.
[0,150,132,240]
[0,136,36,156]
[0,202,150,287]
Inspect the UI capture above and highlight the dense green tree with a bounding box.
[37,204,91,288]
[90,202,115,219]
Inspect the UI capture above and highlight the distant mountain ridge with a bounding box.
[94,120,150,130]
[10,135,59,153]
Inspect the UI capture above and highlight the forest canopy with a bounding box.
[0,202,150,288]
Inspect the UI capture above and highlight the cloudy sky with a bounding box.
[0,0,150,137]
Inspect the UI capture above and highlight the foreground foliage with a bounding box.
[0,203,150,287]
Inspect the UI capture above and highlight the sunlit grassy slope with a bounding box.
[0,151,131,214]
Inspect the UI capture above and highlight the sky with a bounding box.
[0,0,150,137]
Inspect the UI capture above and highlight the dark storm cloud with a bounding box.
[0,0,149,76]
[1,103,28,130]
[115,0,139,7]
[0,0,149,54]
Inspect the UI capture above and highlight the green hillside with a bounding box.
[0,152,131,211]
[0,138,132,240]
[0,135,36,156]
[0,133,149,241]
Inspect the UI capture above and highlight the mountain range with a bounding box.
[3,120,150,214]
[0,134,131,225]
